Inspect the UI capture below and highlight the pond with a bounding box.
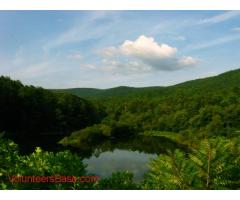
[83,149,157,182]
[73,136,185,182]
[14,134,186,182]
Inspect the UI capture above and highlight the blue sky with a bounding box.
[0,11,240,89]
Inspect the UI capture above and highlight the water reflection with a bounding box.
[83,149,157,182]
[84,149,157,182]
[14,134,186,182]
[76,136,186,182]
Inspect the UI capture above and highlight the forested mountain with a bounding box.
[52,86,162,99]
[60,68,240,147]
[0,76,101,138]
[52,68,240,98]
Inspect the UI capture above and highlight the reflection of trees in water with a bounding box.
[73,136,188,159]
[16,133,188,159]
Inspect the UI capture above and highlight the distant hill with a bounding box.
[52,68,240,98]
[52,86,163,98]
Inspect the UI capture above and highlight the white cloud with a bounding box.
[99,35,197,73]
[98,35,182,58]
[120,35,177,59]
[198,11,240,25]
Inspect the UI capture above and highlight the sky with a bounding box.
[0,10,240,89]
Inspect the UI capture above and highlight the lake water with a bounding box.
[83,149,157,182]
[77,136,185,182]
[15,134,185,182]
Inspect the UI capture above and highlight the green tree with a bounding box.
[143,137,240,189]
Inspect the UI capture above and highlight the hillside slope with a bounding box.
[52,68,240,98]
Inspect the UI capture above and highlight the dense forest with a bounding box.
[0,69,240,189]
[0,76,102,137]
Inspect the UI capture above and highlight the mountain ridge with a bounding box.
[51,68,240,98]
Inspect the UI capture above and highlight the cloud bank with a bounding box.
[99,35,197,74]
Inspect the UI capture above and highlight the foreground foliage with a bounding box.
[0,137,139,190]
[143,137,240,189]
[1,137,239,189]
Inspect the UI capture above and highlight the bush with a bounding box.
[143,137,240,189]
[94,172,138,190]
[0,138,88,189]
